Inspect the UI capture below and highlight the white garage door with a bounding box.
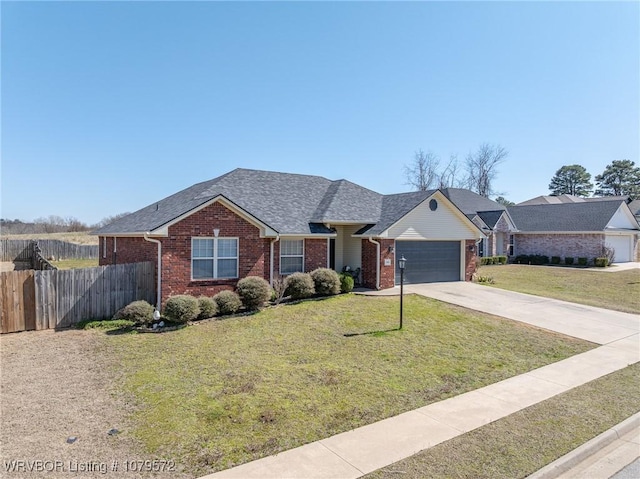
[605,235,631,263]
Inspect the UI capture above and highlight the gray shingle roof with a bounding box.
[93,169,506,237]
[507,201,627,232]
[441,188,506,215]
[476,210,506,229]
[94,169,385,236]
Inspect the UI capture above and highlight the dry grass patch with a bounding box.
[0,231,98,245]
[51,258,99,269]
[479,264,640,313]
[366,363,640,479]
[106,294,593,475]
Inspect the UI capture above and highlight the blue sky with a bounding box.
[2,1,638,225]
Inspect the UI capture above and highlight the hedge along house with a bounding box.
[93,169,485,307]
[507,201,640,262]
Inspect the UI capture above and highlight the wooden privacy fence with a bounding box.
[1,262,155,333]
[0,239,99,262]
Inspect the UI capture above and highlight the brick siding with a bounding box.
[361,238,395,290]
[514,233,605,260]
[465,239,477,280]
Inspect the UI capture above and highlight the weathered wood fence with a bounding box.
[0,262,155,333]
[0,239,99,262]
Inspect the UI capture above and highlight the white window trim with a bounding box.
[191,237,239,281]
[280,239,305,275]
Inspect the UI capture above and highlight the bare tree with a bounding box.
[404,149,440,191]
[437,154,463,189]
[465,143,508,197]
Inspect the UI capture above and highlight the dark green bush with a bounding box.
[197,296,218,319]
[594,257,609,267]
[311,268,341,296]
[285,272,315,300]
[578,257,588,266]
[112,300,155,325]
[236,276,271,310]
[339,273,354,293]
[164,295,200,323]
[77,319,135,330]
[565,257,574,265]
[551,256,561,265]
[513,254,550,265]
[214,290,242,315]
[496,255,507,265]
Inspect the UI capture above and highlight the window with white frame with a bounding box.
[280,239,304,274]
[192,237,238,280]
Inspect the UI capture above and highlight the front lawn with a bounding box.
[478,264,640,314]
[105,294,593,475]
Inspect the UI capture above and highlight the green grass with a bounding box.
[478,264,640,313]
[76,318,135,330]
[366,363,640,479]
[51,258,99,269]
[103,294,593,474]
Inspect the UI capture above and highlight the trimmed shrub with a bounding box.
[564,257,574,265]
[496,255,507,265]
[113,300,155,325]
[339,273,354,293]
[311,268,341,296]
[285,272,315,300]
[578,257,588,266]
[594,257,609,268]
[237,276,271,310]
[551,256,561,265]
[214,290,242,316]
[197,296,218,319]
[164,295,200,323]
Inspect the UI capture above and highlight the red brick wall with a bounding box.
[98,237,157,266]
[465,239,477,281]
[379,239,395,289]
[161,202,270,303]
[361,239,378,289]
[304,239,328,272]
[361,238,395,290]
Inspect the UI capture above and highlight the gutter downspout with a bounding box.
[270,235,280,285]
[368,237,380,290]
[144,233,162,312]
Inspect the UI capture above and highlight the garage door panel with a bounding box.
[605,236,631,263]
[395,241,460,284]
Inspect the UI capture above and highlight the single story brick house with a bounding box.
[93,169,486,306]
[507,201,640,262]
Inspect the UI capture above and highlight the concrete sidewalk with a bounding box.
[202,284,639,479]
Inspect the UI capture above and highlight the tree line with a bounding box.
[405,145,640,202]
[549,160,640,199]
[0,213,130,235]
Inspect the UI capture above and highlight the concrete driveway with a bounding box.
[406,282,639,345]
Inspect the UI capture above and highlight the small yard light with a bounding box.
[398,255,407,330]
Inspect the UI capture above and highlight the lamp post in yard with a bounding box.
[398,255,406,330]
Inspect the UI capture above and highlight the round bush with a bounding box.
[163,295,200,323]
[198,296,218,319]
[285,272,315,300]
[236,276,271,310]
[113,300,155,325]
[311,268,341,296]
[214,290,242,316]
[339,273,354,293]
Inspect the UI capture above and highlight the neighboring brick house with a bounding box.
[507,201,640,262]
[93,169,486,307]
